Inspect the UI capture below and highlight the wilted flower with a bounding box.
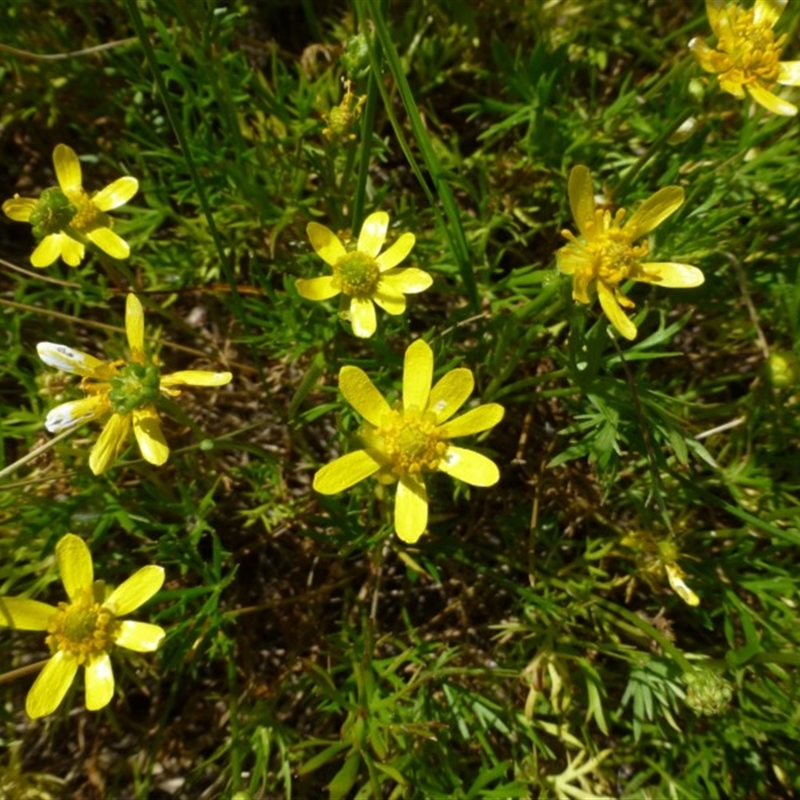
[0,534,165,718]
[2,144,138,267]
[557,165,705,340]
[38,294,232,474]
[313,339,504,543]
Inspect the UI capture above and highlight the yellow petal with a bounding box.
[84,653,114,711]
[625,186,684,239]
[438,403,505,439]
[439,445,500,486]
[113,620,166,652]
[380,267,432,293]
[567,165,596,238]
[87,227,130,259]
[56,534,93,600]
[31,234,63,268]
[26,651,79,719]
[357,211,389,257]
[665,563,700,607]
[427,369,474,423]
[375,232,415,270]
[598,281,637,340]
[44,395,108,433]
[556,243,592,278]
[313,450,382,494]
[754,0,786,27]
[394,475,428,543]
[60,235,86,267]
[133,406,169,466]
[53,144,82,193]
[2,196,37,222]
[161,370,232,388]
[0,597,56,630]
[37,342,107,376]
[339,366,391,426]
[106,565,165,616]
[638,262,705,288]
[688,36,729,74]
[125,293,145,355]
[296,275,340,301]
[349,297,377,338]
[719,74,746,99]
[704,0,725,38]
[307,222,346,266]
[89,413,132,475]
[778,61,800,86]
[373,282,407,315]
[403,339,433,411]
[747,82,797,116]
[92,176,138,211]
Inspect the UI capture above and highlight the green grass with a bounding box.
[1,0,800,797]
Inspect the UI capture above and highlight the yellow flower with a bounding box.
[313,339,504,543]
[296,211,432,338]
[2,143,138,267]
[690,0,800,116]
[556,165,705,340]
[0,534,165,718]
[37,293,232,475]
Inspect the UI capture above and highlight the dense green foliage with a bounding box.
[1,0,800,797]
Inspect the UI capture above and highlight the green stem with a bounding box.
[121,0,247,330]
[0,427,81,482]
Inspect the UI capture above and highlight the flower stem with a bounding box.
[0,659,49,685]
[0,427,81,482]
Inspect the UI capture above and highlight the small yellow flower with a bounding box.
[0,534,165,718]
[556,165,705,340]
[296,211,432,338]
[313,339,504,543]
[38,294,232,475]
[2,144,138,267]
[690,0,800,116]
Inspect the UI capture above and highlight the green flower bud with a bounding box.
[341,33,370,79]
[766,351,800,389]
[684,668,733,716]
[29,187,76,240]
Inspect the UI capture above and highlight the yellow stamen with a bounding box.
[374,408,447,476]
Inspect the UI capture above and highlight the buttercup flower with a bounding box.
[296,211,432,338]
[556,165,705,340]
[38,293,232,475]
[690,0,800,116]
[313,339,504,543]
[0,534,165,718]
[2,143,138,267]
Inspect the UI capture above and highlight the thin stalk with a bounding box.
[121,0,247,331]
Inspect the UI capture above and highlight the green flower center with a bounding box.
[723,8,783,82]
[46,584,117,664]
[108,361,161,415]
[65,188,111,234]
[29,187,77,240]
[334,251,380,297]
[375,408,448,477]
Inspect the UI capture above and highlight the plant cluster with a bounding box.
[0,0,799,797]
